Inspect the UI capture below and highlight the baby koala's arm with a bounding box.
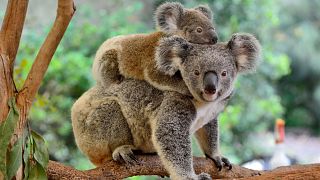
[144,66,191,96]
[195,118,232,171]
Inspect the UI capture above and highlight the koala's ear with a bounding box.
[227,33,262,73]
[194,5,213,20]
[155,2,184,33]
[155,36,192,76]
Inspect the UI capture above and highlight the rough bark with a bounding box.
[46,155,320,179]
[0,0,29,123]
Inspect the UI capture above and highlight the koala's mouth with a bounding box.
[201,90,221,102]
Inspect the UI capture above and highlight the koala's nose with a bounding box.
[211,36,218,44]
[203,71,218,95]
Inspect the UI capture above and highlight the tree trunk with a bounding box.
[0,0,75,179]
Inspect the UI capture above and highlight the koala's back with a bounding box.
[93,31,165,81]
[71,80,166,163]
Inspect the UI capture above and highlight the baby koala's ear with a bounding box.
[155,2,184,33]
[155,36,193,76]
[227,33,262,73]
[194,5,213,20]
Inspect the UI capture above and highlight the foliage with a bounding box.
[0,98,48,179]
[0,98,20,180]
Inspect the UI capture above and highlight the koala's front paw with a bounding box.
[197,172,212,180]
[112,145,139,165]
[206,155,232,171]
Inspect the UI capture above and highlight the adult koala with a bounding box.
[71,33,261,180]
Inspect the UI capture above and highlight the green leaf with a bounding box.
[0,97,20,179]
[28,161,47,180]
[31,131,49,169]
[23,129,31,180]
[6,136,23,180]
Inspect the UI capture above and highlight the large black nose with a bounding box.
[203,71,218,95]
[211,36,218,44]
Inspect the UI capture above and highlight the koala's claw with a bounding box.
[221,157,232,170]
[206,155,232,171]
[112,145,139,165]
[197,172,212,180]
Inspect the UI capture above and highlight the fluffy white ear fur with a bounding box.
[228,33,262,73]
[155,36,191,76]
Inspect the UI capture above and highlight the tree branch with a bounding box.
[17,0,76,110]
[47,155,261,179]
[0,0,29,65]
[0,0,29,122]
[47,155,320,179]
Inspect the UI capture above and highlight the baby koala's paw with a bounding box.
[112,145,139,165]
[206,154,232,171]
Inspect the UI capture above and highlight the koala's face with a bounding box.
[179,10,218,45]
[155,2,218,45]
[180,45,236,102]
[156,33,261,102]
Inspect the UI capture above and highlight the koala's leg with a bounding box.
[76,99,135,166]
[93,49,123,87]
[195,118,232,170]
[152,93,211,180]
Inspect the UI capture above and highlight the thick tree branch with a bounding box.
[0,0,29,122]
[47,155,261,179]
[17,0,76,111]
[47,155,320,179]
[0,0,28,64]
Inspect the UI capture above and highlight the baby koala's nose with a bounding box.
[211,36,218,44]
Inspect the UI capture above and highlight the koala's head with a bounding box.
[155,2,218,44]
[156,33,261,102]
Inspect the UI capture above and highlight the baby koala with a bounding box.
[92,2,217,96]
[72,33,261,179]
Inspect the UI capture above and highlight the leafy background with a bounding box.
[1,0,319,177]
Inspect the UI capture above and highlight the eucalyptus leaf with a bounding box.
[0,97,20,179]
[23,133,31,180]
[31,131,49,169]
[6,136,23,180]
[28,161,47,180]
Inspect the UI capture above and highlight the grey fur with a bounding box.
[194,5,213,20]
[72,33,261,179]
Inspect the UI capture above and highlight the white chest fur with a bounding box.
[190,99,225,134]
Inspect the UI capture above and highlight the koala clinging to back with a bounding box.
[72,33,261,179]
[92,2,217,96]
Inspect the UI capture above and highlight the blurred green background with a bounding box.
[1,0,320,178]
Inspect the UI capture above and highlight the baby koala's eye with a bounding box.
[194,70,200,76]
[221,71,227,77]
[196,27,203,33]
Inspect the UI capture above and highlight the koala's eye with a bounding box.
[221,71,227,77]
[196,27,203,33]
[194,70,200,76]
